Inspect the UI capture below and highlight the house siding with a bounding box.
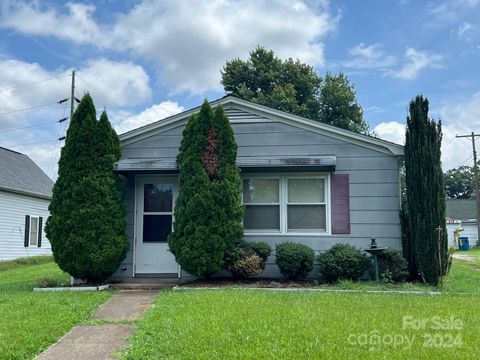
[117,108,401,279]
[0,190,51,260]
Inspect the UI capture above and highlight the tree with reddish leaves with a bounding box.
[168,100,244,277]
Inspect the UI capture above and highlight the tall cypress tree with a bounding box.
[45,95,129,282]
[168,101,244,277]
[403,95,448,285]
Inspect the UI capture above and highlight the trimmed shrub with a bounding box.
[318,244,370,283]
[168,101,244,277]
[275,242,315,279]
[249,242,272,263]
[45,95,129,283]
[231,254,263,278]
[371,248,409,283]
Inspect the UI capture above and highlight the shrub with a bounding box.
[275,242,315,279]
[37,277,62,288]
[168,101,244,277]
[249,242,272,263]
[371,248,409,283]
[231,254,263,278]
[45,95,129,282]
[318,244,370,283]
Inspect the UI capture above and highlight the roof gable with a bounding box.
[119,96,404,156]
[0,147,53,199]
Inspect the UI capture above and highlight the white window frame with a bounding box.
[28,215,40,247]
[242,177,281,233]
[242,173,331,236]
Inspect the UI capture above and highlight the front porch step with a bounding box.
[111,283,176,290]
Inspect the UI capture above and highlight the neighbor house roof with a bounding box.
[446,199,476,221]
[0,147,54,199]
[119,95,404,157]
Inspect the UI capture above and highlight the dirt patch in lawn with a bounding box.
[180,278,318,288]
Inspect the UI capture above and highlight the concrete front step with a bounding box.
[111,282,176,290]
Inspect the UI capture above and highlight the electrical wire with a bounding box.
[0,102,59,118]
[0,120,59,135]
[9,139,60,149]
[0,73,70,92]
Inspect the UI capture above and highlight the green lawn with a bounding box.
[123,257,480,360]
[0,257,110,360]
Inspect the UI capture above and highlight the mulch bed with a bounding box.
[180,278,319,288]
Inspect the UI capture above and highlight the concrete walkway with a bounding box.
[36,290,158,360]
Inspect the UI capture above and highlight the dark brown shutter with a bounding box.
[331,174,350,234]
[24,215,30,247]
[37,217,43,248]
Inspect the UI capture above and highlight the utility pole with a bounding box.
[70,70,76,120]
[456,132,480,246]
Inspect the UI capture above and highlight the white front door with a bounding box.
[135,176,179,275]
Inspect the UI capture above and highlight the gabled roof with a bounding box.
[0,147,54,199]
[446,199,476,221]
[119,95,404,156]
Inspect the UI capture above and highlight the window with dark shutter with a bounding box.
[331,174,350,234]
[24,215,30,247]
[37,217,43,248]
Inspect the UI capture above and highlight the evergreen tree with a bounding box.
[403,95,448,285]
[168,101,244,277]
[45,94,129,282]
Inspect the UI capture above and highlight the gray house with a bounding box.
[0,147,53,260]
[112,96,404,279]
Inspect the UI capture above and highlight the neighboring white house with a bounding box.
[446,199,478,248]
[0,147,53,260]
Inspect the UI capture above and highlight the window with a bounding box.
[287,178,326,231]
[143,184,174,242]
[243,179,280,231]
[242,175,329,234]
[25,216,41,247]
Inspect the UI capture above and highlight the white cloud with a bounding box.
[0,58,151,131]
[373,121,405,145]
[374,91,480,170]
[388,47,443,80]
[113,101,184,134]
[344,43,396,69]
[76,59,151,107]
[0,2,103,45]
[457,21,473,37]
[0,1,338,94]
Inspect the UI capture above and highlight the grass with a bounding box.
[0,258,111,360]
[123,255,480,360]
[0,255,54,272]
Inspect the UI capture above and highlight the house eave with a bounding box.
[0,186,52,200]
[119,96,404,157]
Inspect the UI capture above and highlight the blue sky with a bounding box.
[0,0,479,178]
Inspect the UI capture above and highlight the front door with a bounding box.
[135,176,179,275]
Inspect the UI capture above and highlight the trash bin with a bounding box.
[458,237,469,251]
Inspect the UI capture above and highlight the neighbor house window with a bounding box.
[242,175,329,233]
[24,215,42,248]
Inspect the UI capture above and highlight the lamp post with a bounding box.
[365,238,387,283]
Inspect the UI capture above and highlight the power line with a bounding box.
[75,72,118,107]
[0,73,70,92]
[0,102,59,118]
[0,120,59,135]
[9,139,60,149]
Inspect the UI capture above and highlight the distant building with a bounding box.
[445,199,478,248]
[0,147,53,260]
